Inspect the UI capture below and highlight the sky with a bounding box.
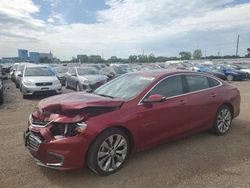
[0,0,250,60]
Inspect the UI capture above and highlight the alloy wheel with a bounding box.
[97,134,128,172]
[216,108,232,133]
[227,75,234,81]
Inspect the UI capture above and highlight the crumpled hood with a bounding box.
[38,92,124,112]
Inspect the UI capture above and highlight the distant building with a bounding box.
[29,52,53,63]
[18,49,28,60]
[1,57,20,63]
[29,52,40,63]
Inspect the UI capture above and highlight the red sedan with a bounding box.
[24,70,240,175]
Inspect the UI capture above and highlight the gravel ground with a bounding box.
[0,79,250,188]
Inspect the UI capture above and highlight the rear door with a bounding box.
[136,75,190,149]
[183,74,220,131]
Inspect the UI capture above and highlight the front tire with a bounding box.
[87,128,130,176]
[65,80,69,89]
[212,105,232,135]
[76,82,81,91]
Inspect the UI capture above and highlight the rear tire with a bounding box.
[0,91,4,104]
[65,80,69,89]
[87,128,130,176]
[226,75,234,81]
[212,105,232,135]
[22,94,28,99]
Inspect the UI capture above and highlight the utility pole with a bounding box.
[218,48,220,57]
[236,34,240,56]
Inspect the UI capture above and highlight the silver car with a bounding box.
[65,67,107,91]
[20,65,62,98]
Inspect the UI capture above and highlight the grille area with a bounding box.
[33,90,57,95]
[35,82,52,86]
[32,119,49,126]
[27,134,41,151]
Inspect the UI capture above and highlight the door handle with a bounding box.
[179,99,186,105]
[211,93,217,98]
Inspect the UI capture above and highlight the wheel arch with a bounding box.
[222,102,234,117]
[85,125,135,174]
[86,125,135,158]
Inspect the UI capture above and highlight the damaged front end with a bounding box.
[24,93,124,170]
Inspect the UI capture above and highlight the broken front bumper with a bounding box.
[23,129,90,170]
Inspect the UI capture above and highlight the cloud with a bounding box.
[0,0,250,59]
[47,11,66,24]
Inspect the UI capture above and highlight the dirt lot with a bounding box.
[0,79,250,188]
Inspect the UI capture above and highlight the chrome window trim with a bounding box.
[138,73,223,105]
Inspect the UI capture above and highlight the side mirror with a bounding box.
[71,73,77,77]
[142,94,166,103]
[18,73,22,77]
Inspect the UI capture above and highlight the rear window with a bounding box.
[185,75,209,92]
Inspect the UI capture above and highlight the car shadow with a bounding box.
[38,118,250,187]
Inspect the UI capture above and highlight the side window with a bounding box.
[185,75,209,92]
[207,77,220,87]
[148,75,184,98]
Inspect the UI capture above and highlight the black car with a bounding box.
[0,64,8,80]
[0,66,4,104]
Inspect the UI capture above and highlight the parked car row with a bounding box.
[7,61,250,100]
[0,65,4,104]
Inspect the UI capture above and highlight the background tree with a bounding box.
[110,56,118,62]
[179,51,191,60]
[193,49,202,59]
[129,55,137,63]
[245,48,250,57]
[88,55,102,63]
[138,55,148,63]
[77,55,88,63]
[148,53,156,63]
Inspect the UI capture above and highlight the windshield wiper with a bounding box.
[94,93,114,99]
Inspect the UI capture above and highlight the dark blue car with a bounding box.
[196,65,227,80]
[217,66,248,81]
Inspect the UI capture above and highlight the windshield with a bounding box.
[112,66,128,74]
[25,67,55,76]
[95,74,155,100]
[55,67,68,73]
[77,68,98,75]
[17,65,25,71]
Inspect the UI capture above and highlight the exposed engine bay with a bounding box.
[28,105,121,142]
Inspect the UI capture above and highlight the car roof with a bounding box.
[128,69,197,78]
